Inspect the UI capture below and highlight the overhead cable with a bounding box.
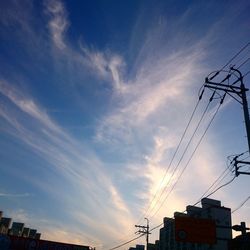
[150,100,222,219]
[108,234,145,250]
[137,98,202,224]
[109,159,237,250]
[232,195,250,214]
[146,101,210,218]
[209,42,250,80]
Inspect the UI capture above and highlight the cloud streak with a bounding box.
[0,79,135,244]
[0,193,30,197]
[1,0,250,248]
[45,0,69,50]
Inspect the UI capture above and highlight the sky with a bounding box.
[0,0,250,249]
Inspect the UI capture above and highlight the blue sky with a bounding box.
[0,0,250,249]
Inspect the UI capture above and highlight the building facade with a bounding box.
[158,198,232,250]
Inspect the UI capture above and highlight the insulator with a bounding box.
[209,91,216,102]
[199,89,204,100]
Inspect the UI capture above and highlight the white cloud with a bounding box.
[79,42,128,93]
[1,1,249,248]
[0,80,62,134]
[0,80,136,246]
[95,45,206,148]
[45,0,69,49]
[0,193,30,197]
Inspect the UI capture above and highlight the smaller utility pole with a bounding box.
[135,218,151,250]
[232,222,250,236]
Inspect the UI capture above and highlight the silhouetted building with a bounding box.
[22,227,30,237]
[0,211,93,249]
[148,243,157,250]
[35,233,41,239]
[10,222,24,236]
[0,234,93,250]
[155,240,160,250]
[229,232,250,250]
[28,229,37,238]
[158,198,232,250]
[0,217,12,234]
[129,244,145,250]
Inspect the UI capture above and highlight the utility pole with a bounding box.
[204,67,250,152]
[204,67,250,177]
[135,218,150,250]
[232,222,250,236]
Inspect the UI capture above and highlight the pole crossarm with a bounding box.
[205,78,249,101]
[204,67,250,152]
[135,218,151,250]
[233,158,250,176]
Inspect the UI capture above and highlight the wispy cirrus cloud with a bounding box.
[45,0,69,50]
[44,0,127,95]
[1,0,249,248]
[0,79,135,244]
[0,193,30,197]
[79,43,127,93]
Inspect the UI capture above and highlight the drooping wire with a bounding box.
[150,100,222,219]
[137,95,204,224]
[198,151,245,199]
[243,69,250,78]
[220,42,250,71]
[138,43,250,224]
[204,176,236,199]
[237,58,250,70]
[107,167,232,250]
[108,234,145,250]
[108,132,237,250]
[232,195,250,214]
[142,43,250,238]
[104,231,139,250]
[209,42,250,80]
[149,172,237,234]
[197,167,231,201]
[144,98,211,220]
[108,43,250,250]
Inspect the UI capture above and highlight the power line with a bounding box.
[147,44,250,220]
[150,100,222,219]
[220,42,250,71]
[109,44,250,250]
[108,234,145,250]
[197,152,245,200]
[109,156,237,250]
[104,232,138,250]
[237,58,250,70]
[208,42,250,80]
[143,44,250,233]
[243,69,250,78]
[137,98,202,224]
[205,176,236,199]
[138,43,250,224]
[197,167,231,200]
[149,174,237,234]
[145,100,211,219]
[232,195,250,214]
